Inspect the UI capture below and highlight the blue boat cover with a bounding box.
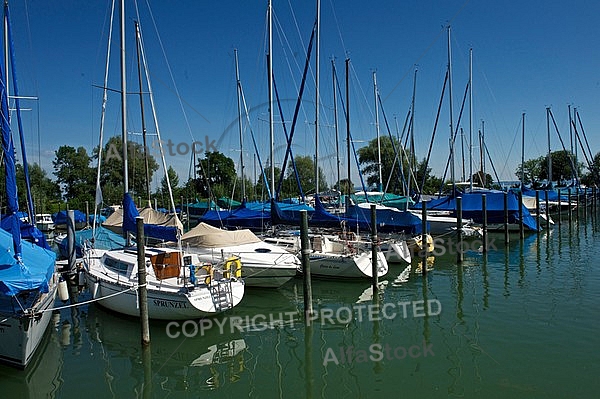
[0,226,56,296]
[424,189,539,231]
[122,193,180,242]
[53,210,87,225]
[58,226,126,259]
[521,187,566,202]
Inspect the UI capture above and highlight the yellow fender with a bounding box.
[223,256,242,279]
[195,264,213,285]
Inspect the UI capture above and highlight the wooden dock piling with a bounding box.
[300,210,313,323]
[136,216,150,346]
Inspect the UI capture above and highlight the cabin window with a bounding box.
[104,256,130,276]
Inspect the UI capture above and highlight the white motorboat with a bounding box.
[306,234,388,279]
[83,245,244,320]
[35,214,55,232]
[179,223,300,288]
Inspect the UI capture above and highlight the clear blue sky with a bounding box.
[7,0,600,191]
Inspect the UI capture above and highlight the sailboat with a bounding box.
[82,1,244,320]
[0,1,58,368]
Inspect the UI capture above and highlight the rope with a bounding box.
[39,283,148,314]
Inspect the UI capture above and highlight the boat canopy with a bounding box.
[0,226,56,296]
[181,222,261,248]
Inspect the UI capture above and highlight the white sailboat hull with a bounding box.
[0,276,58,369]
[83,249,245,320]
[307,251,388,279]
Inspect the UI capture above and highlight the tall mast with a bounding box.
[345,58,351,197]
[447,25,455,191]
[314,0,321,195]
[546,106,552,187]
[120,0,128,195]
[373,71,382,191]
[235,49,245,200]
[332,59,340,190]
[521,112,525,188]
[135,21,151,207]
[408,67,417,197]
[469,48,473,191]
[481,120,485,186]
[267,0,274,199]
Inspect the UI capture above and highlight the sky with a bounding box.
[5,0,600,193]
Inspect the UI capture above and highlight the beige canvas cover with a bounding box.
[102,206,183,235]
[181,223,260,248]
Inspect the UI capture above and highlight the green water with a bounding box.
[2,214,599,398]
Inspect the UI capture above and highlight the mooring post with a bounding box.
[557,189,562,230]
[518,190,524,240]
[85,200,90,228]
[300,210,313,323]
[504,192,509,245]
[66,210,78,303]
[545,191,550,230]
[568,188,572,225]
[370,204,378,293]
[67,210,76,275]
[583,188,588,218]
[136,216,150,346]
[482,194,488,253]
[421,201,428,275]
[535,190,541,234]
[575,188,580,221]
[456,196,463,263]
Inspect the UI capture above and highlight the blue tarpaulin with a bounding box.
[0,226,56,296]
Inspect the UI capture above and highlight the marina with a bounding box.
[1,0,599,397]
[1,209,599,397]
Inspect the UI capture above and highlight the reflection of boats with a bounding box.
[83,304,248,393]
[190,339,247,367]
[0,314,63,397]
[0,1,58,368]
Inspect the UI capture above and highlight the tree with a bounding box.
[195,151,236,199]
[16,163,61,213]
[538,150,582,184]
[53,145,95,208]
[281,155,328,199]
[94,136,159,204]
[357,136,412,193]
[580,152,600,187]
[516,157,544,185]
[254,164,281,201]
[414,158,443,194]
[334,178,353,195]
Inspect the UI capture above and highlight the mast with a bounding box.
[373,71,382,191]
[408,67,417,197]
[481,120,486,186]
[521,112,525,188]
[469,48,473,191]
[267,0,274,199]
[546,106,552,187]
[332,59,340,191]
[447,25,455,191]
[135,21,151,207]
[345,58,351,198]
[314,0,321,195]
[235,49,245,200]
[120,0,128,195]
